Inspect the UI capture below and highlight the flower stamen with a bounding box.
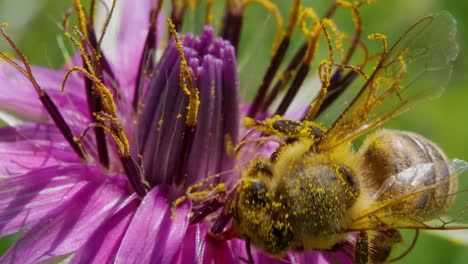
[311,3,366,117]
[304,20,336,120]
[133,0,164,111]
[167,18,200,127]
[171,0,189,32]
[95,0,117,50]
[221,0,243,51]
[0,24,87,160]
[257,2,341,115]
[368,33,388,55]
[73,0,88,39]
[247,0,301,118]
[205,0,216,25]
[67,1,121,168]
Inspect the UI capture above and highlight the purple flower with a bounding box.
[0,0,374,263]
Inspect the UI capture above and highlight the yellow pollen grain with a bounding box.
[0,51,14,60]
[224,134,235,156]
[205,0,216,25]
[322,19,344,60]
[285,0,301,36]
[171,196,187,219]
[299,8,320,39]
[336,0,353,9]
[63,32,95,76]
[73,0,88,38]
[187,0,197,10]
[167,18,200,127]
[210,86,215,96]
[398,53,407,75]
[368,33,388,54]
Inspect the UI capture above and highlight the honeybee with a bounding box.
[211,11,466,263]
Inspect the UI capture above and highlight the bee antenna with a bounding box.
[389,229,419,262]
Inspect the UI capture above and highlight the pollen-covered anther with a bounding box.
[167,18,200,127]
[299,8,321,39]
[368,33,388,54]
[0,24,87,160]
[138,25,239,187]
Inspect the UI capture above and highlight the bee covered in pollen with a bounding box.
[207,9,467,264]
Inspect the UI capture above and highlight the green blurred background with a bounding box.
[0,0,467,263]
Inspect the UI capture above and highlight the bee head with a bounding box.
[229,177,293,256]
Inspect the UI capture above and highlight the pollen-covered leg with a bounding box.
[369,229,402,263]
[355,229,403,264]
[355,231,370,264]
[244,115,324,140]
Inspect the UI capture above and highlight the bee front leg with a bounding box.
[244,116,324,139]
[371,229,402,263]
[245,238,255,264]
[355,229,403,264]
[355,231,371,264]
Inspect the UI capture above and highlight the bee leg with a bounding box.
[246,238,255,263]
[355,229,403,264]
[370,229,402,263]
[245,116,324,139]
[330,241,354,260]
[210,210,232,234]
[237,238,255,264]
[189,196,224,224]
[355,231,371,264]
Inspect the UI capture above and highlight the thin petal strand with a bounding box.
[0,173,129,264]
[174,222,239,264]
[70,195,140,264]
[115,185,191,263]
[0,124,80,175]
[0,62,87,123]
[0,165,97,236]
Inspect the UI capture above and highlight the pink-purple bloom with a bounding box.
[0,0,373,263]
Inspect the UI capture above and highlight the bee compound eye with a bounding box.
[337,165,360,204]
[338,165,356,188]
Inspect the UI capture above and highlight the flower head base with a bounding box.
[0,0,463,263]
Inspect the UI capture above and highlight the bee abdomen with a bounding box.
[360,129,456,221]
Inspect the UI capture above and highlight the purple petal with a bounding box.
[0,62,87,123]
[139,27,240,187]
[0,164,99,236]
[104,0,164,100]
[70,195,139,264]
[289,250,353,264]
[288,251,330,264]
[0,124,80,175]
[229,238,291,264]
[115,185,191,263]
[0,171,129,263]
[174,222,239,264]
[229,236,352,264]
[0,123,64,142]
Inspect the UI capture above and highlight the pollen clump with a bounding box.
[167,18,200,127]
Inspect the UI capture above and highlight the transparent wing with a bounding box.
[349,159,468,231]
[318,11,458,151]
